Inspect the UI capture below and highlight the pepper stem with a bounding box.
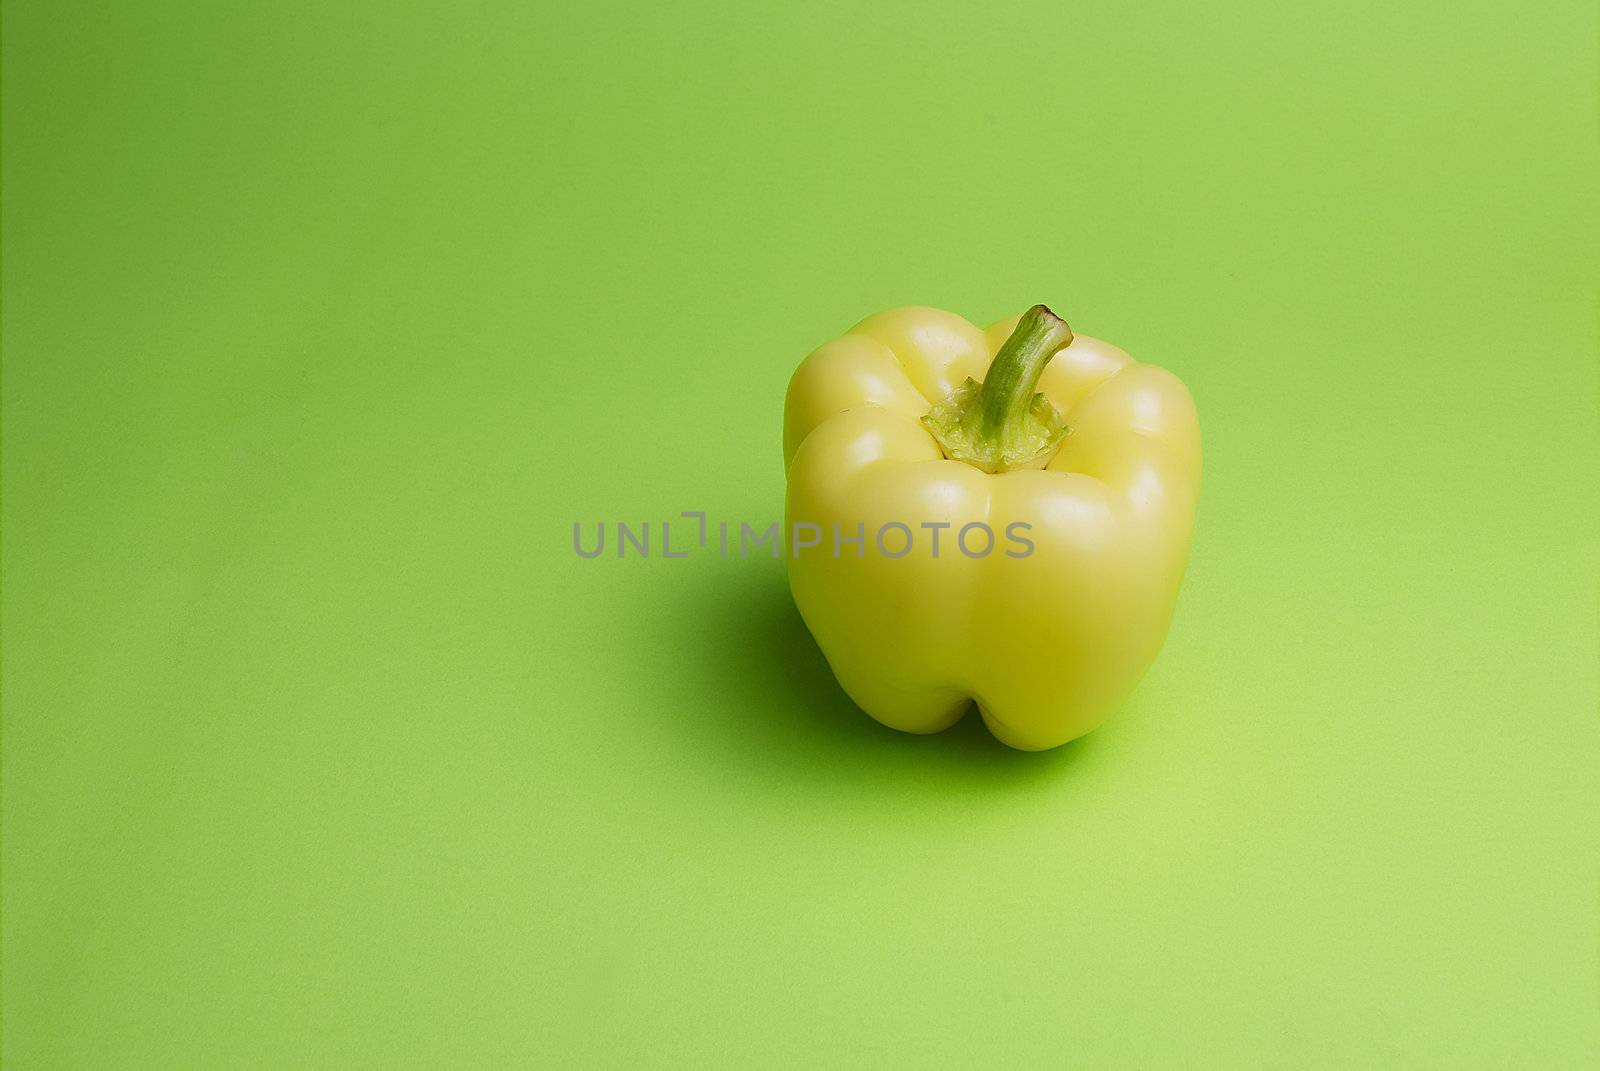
[921,305,1074,473]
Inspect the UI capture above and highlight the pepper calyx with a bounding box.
[921,304,1073,473]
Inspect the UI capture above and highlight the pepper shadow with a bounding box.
[684,562,1101,790]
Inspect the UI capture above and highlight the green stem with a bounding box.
[920,304,1075,473]
[977,305,1074,441]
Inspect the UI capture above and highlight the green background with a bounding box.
[4,1,1597,1065]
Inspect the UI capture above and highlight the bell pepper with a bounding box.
[783,305,1201,751]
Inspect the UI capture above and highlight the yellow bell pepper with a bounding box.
[783,305,1201,751]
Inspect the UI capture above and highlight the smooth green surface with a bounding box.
[4,1,1597,1065]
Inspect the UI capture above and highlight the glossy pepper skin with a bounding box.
[783,306,1201,751]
